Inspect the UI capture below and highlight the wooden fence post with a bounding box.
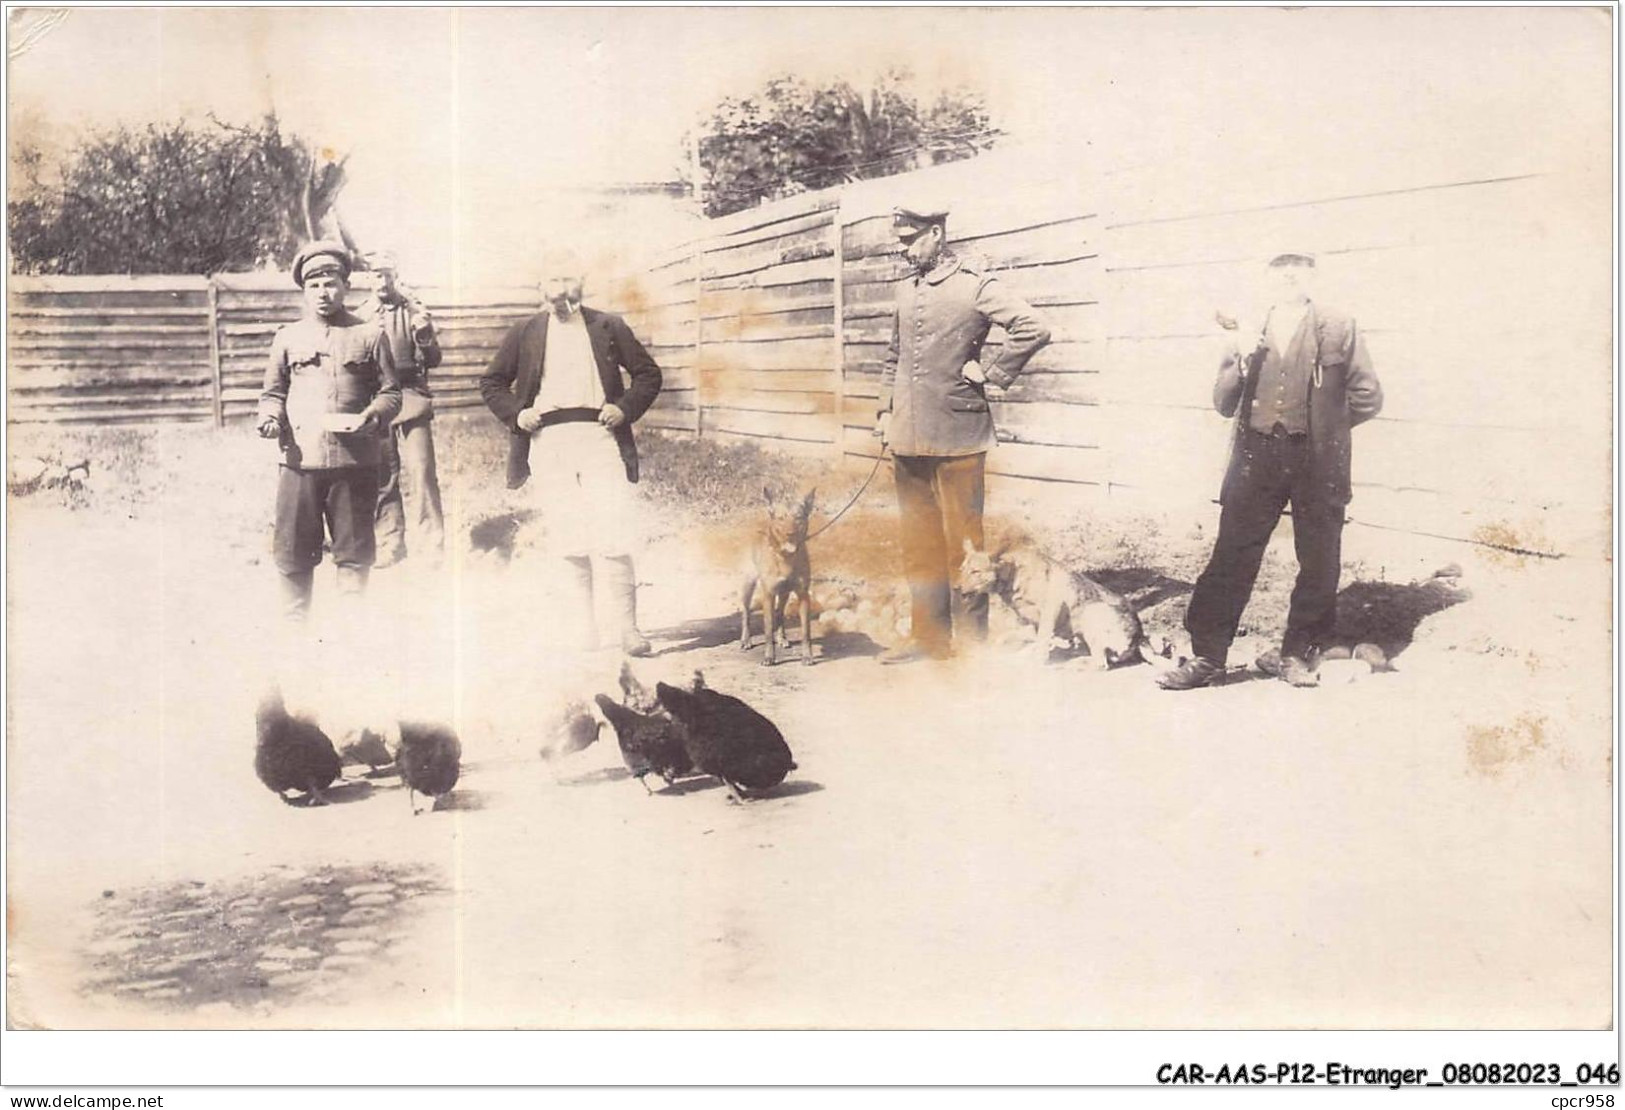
[206,275,224,427]
[692,237,706,438]
[830,198,846,460]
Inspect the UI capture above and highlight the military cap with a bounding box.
[1267,251,1316,268]
[292,241,353,286]
[892,205,949,241]
[364,250,400,273]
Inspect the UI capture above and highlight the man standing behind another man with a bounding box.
[258,242,401,622]
[361,251,445,568]
[874,204,1051,664]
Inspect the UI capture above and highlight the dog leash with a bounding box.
[806,449,889,541]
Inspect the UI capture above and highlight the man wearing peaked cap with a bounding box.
[257,241,401,624]
[874,201,1052,664]
[892,205,949,237]
[1159,248,1383,691]
[290,241,353,287]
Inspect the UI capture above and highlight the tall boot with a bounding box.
[328,564,373,654]
[279,569,314,624]
[603,554,651,657]
[563,554,599,651]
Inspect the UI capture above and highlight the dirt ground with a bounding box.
[4,416,1614,1029]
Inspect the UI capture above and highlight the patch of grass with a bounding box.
[422,410,517,536]
[635,430,821,535]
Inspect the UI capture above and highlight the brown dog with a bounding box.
[740,487,816,666]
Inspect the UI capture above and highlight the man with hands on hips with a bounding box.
[874,203,1052,664]
[480,251,663,656]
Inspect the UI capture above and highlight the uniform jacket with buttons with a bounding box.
[1213,301,1383,508]
[258,308,402,471]
[478,306,663,489]
[879,254,1052,456]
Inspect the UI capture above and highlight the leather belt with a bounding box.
[534,406,602,429]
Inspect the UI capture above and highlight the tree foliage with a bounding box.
[7,113,348,276]
[694,71,997,218]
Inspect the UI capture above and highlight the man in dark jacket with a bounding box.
[361,251,445,568]
[1159,251,1384,690]
[258,242,402,622]
[479,253,662,655]
[874,204,1052,663]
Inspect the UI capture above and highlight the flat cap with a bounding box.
[292,241,352,286]
[1267,251,1316,268]
[892,205,949,241]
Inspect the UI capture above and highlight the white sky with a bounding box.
[5,6,1610,285]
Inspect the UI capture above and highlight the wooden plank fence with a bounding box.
[6,139,1607,556]
[596,145,1604,555]
[8,276,215,425]
[8,273,540,427]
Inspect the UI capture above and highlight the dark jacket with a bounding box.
[479,306,662,488]
[359,290,441,424]
[1214,301,1383,508]
[879,254,1051,456]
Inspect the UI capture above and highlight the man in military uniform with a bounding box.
[257,242,402,622]
[1158,251,1384,690]
[361,251,445,568]
[874,205,1052,664]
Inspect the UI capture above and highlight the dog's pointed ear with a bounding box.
[762,485,774,504]
[962,537,978,556]
[798,488,818,520]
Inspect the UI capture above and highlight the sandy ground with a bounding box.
[4,436,1615,1030]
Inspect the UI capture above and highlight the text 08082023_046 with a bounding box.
[1156,1061,1620,1088]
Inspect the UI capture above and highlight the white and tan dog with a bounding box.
[956,539,1169,669]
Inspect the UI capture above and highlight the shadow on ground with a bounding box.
[766,780,825,799]
[468,509,536,562]
[1091,568,1196,612]
[653,613,744,654]
[1089,566,1469,662]
[292,780,373,807]
[432,789,490,813]
[553,765,634,788]
[654,614,879,664]
[657,776,825,801]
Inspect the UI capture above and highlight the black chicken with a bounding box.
[594,694,693,794]
[254,687,342,807]
[394,719,462,815]
[654,681,796,803]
